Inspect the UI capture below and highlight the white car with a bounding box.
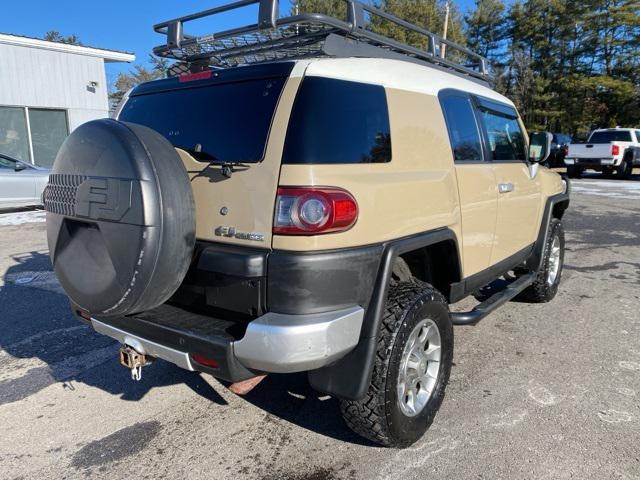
[565,128,640,178]
[0,154,50,209]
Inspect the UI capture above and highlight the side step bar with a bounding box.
[450,273,536,326]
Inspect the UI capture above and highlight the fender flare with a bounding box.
[308,228,461,401]
[526,184,570,273]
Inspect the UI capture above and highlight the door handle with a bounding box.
[498,183,514,193]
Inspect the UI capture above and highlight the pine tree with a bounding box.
[43,31,82,46]
[292,0,348,18]
[465,0,507,62]
[367,0,466,61]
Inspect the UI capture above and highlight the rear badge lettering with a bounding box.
[215,226,264,242]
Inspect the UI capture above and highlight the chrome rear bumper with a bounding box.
[91,306,364,375]
[233,306,364,373]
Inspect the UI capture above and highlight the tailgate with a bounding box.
[568,143,611,158]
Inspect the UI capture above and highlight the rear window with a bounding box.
[282,77,391,164]
[588,130,632,143]
[119,78,286,163]
[440,94,484,162]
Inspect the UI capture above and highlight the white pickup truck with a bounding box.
[565,128,640,178]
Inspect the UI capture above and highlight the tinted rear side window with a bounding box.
[440,94,483,161]
[588,130,632,143]
[282,77,391,164]
[119,78,286,163]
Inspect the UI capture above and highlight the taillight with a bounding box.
[191,354,219,369]
[273,187,358,235]
[612,144,620,156]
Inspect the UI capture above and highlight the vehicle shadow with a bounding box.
[1,250,365,444]
[0,250,226,406]
[235,372,375,446]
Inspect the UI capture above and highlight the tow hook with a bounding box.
[119,344,154,381]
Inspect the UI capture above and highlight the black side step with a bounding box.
[450,273,536,326]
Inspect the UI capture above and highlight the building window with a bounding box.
[0,106,69,167]
[28,109,69,167]
[0,106,30,163]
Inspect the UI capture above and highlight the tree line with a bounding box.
[296,0,640,138]
[55,0,639,138]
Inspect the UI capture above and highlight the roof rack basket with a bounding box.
[153,0,491,83]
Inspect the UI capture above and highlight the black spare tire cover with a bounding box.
[45,119,195,317]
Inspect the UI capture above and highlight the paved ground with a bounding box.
[1,173,639,480]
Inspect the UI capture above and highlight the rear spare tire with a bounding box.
[44,119,195,317]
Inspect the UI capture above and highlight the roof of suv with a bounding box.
[295,58,511,104]
[132,58,512,108]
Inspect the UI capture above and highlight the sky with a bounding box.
[1,0,476,91]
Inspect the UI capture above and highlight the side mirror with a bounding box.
[14,162,27,172]
[528,132,553,163]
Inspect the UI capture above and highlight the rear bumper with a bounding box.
[91,305,364,381]
[565,157,618,167]
[93,318,195,371]
[234,306,363,373]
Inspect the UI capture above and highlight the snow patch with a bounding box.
[0,210,46,226]
[571,179,640,199]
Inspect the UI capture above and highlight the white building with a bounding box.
[0,33,135,167]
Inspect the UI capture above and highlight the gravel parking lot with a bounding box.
[1,174,639,480]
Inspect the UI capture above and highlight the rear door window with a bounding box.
[282,77,391,164]
[439,93,484,162]
[119,78,286,163]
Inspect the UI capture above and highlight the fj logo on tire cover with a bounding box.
[75,177,135,222]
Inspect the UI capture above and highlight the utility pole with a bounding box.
[441,1,450,59]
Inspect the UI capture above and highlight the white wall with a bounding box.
[0,42,109,130]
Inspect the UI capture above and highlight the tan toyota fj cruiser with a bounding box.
[44,0,570,447]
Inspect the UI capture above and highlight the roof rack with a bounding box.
[153,0,491,83]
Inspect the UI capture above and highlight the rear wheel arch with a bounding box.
[393,239,462,300]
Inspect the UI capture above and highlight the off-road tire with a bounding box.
[566,165,582,178]
[519,218,565,303]
[340,281,453,448]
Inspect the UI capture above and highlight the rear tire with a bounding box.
[519,218,565,303]
[567,165,582,178]
[340,281,453,448]
[617,156,633,179]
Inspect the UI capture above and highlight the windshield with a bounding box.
[588,130,632,143]
[119,78,286,163]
